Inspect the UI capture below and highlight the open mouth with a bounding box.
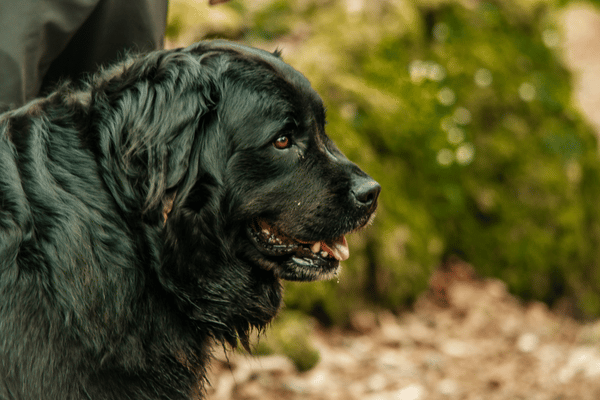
[248,219,349,282]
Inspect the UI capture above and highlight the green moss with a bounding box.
[253,311,320,372]
[250,0,294,40]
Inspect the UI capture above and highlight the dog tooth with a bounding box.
[311,242,321,254]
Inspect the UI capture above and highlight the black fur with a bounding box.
[0,40,379,399]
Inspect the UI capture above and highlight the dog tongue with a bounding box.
[322,236,349,261]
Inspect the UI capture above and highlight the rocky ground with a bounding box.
[205,260,600,400]
[203,4,600,399]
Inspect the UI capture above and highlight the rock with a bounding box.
[364,384,427,400]
[236,355,296,380]
[379,312,410,346]
[525,302,551,328]
[394,384,426,400]
[377,350,417,376]
[406,317,435,345]
[500,314,522,338]
[486,279,508,300]
[447,281,479,311]
[517,333,539,353]
[366,373,388,392]
[438,378,459,396]
[558,346,600,383]
[535,344,564,387]
[307,370,329,389]
[211,374,236,400]
[423,352,445,371]
[440,339,473,358]
[351,310,378,333]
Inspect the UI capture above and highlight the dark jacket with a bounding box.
[0,0,168,111]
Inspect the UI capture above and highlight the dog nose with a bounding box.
[352,176,381,211]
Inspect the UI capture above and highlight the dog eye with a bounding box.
[273,135,292,150]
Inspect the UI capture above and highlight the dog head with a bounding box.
[91,40,380,345]
[190,42,380,281]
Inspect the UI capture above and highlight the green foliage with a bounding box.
[167,0,600,320]
[253,311,320,372]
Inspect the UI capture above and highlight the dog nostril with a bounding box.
[353,180,381,208]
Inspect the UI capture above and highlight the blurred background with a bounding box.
[167,1,600,398]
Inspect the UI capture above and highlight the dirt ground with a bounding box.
[205,260,600,400]
[204,5,600,400]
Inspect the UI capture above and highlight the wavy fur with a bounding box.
[0,40,379,399]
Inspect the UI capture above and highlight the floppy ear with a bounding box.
[90,49,220,218]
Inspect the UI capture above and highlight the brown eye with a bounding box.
[273,135,291,149]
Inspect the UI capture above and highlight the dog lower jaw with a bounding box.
[246,237,338,281]
[281,256,341,281]
[251,253,341,282]
[247,223,344,282]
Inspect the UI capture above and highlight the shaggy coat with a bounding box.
[0,40,379,399]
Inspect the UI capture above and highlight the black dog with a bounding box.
[0,40,380,399]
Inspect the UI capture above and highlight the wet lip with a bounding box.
[247,219,350,281]
[250,219,349,261]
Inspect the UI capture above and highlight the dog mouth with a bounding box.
[248,219,349,282]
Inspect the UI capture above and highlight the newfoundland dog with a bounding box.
[0,40,380,399]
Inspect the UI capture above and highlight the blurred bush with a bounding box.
[252,311,320,371]
[167,0,600,321]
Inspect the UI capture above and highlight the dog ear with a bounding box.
[91,49,220,217]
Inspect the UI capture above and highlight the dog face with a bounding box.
[89,40,379,345]
[176,42,380,283]
[219,61,379,282]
